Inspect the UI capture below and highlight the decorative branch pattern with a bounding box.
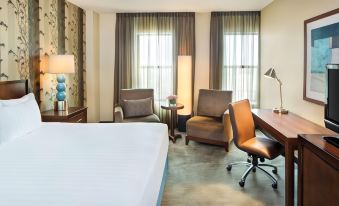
[7,0,29,80]
[39,0,58,110]
[0,0,85,108]
[0,6,7,80]
[43,0,57,54]
[65,2,80,106]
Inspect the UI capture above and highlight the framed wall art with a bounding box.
[304,8,339,105]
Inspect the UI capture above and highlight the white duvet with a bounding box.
[0,123,169,206]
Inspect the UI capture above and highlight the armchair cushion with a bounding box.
[186,116,226,142]
[197,89,232,118]
[122,98,153,118]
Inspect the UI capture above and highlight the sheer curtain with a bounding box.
[210,12,260,107]
[114,13,195,122]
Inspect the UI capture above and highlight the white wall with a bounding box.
[260,0,339,125]
[194,13,211,112]
[99,14,116,122]
[85,10,100,122]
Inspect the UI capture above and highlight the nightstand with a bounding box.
[41,107,87,123]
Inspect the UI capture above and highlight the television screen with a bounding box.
[327,68,339,124]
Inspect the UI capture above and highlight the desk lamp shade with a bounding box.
[47,55,75,110]
[177,56,192,115]
[264,67,277,79]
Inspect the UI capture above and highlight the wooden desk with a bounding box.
[252,109,336,206]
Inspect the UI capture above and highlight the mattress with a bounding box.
[0,122,169,206]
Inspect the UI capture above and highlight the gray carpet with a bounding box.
[161,133,289,206]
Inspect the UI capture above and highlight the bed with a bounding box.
[0,80,169,206]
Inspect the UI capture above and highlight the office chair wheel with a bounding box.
[247,157,251,163]
[252,168,256,172]
[239,180,245,187]
[272,183,278,189]
[226,165,232,171]
[260,157,265,162]
[272,169,278,174]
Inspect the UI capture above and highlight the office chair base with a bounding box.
[226,158,278,189]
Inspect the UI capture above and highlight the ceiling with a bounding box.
[68,0,274,13]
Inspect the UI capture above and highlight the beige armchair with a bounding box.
[114,89,160,123]
[186,89,233,152]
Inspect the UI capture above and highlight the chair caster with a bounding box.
[252,168,256,173]
[272,183,278,189]
[272,169,278,174]
[260,157,265,162]
[226,165,232,171]
[247,157,251,163]
[239,180,245,187]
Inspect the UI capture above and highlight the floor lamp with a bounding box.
[177,56,192,132]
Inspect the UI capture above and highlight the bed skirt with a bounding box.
[156,158,168,206]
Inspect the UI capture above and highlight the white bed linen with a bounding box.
[0,122,168,206]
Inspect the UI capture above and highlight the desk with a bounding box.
[252,109,336,206]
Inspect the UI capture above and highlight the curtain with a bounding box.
[210,11,260,107]
[114,13,195,122]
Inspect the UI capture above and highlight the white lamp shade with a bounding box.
[47,55,75,74]
[177,56,192,115]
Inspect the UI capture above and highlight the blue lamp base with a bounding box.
[55,75,68,111]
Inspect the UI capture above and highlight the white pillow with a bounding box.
[0,94,41,144]
[0,93,33,106]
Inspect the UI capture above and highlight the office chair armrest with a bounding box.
[223,110,233,142]
[114,105,124,122]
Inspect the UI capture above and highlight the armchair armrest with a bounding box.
[223,110,233,143]
[114,105,124,123]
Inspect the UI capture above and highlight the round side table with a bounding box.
[161,103,184,143]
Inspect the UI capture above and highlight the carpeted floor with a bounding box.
[161,133,291,206]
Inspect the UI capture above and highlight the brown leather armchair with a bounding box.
[114,89,160,123]
[185,89,233,152]
[226,99,283,188]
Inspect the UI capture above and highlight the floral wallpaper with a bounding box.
[0,0,85,111]
[65,1,82,107]
[0,0,29,81]
[39,0,58,111]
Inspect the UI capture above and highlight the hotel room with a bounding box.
[0,0,338,205]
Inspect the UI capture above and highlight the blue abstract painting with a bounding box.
[310,22,339,94]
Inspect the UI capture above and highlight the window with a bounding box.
[136,33,173,104]
[222,33,259,106]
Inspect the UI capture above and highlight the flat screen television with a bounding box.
[324,66,339,133]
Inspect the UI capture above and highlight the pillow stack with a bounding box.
[0,93,41,144]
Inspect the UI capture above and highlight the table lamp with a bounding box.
[264,67,288,114]
[47,55,75,111]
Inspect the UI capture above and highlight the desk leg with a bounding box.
[285,140,297,206]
